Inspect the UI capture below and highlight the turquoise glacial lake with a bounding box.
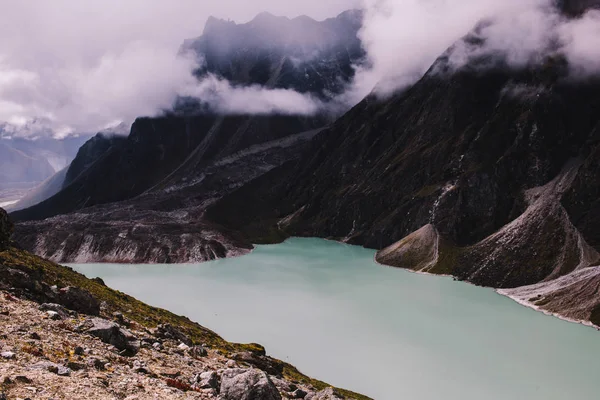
[71,237,600,400]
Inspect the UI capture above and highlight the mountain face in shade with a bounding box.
[62,133,127,188]
[181,10,365,97]
[11,10,361,223]
[205,23,600,325]
[560,0,600,15]
[10,114,325,224]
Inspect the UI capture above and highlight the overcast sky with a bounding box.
[1,0,599,138]
[0,0,358,136]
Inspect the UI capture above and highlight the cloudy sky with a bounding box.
[0,0,358,136]
[1,0,599,138]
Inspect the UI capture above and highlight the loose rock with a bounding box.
[219,368,281,400]
[85,318,140,355]
[57,287,100,316]
[192,371,218,389]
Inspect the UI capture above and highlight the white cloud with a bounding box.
[0,0,357,136]
[183,75,324,115]
[559,10,600,76]
[3,0,600,139]
[350,0,600,99]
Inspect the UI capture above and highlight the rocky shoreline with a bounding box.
[0,208,370,400]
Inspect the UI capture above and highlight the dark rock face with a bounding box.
[57,286,100,316]
[232,352,284,376]
[154,324,193,346]
[13,125,322,263]
[207,55,600,298]
[182,10,365,98]
[560,0,600,15]
[0,207,12,248]
[11,115,324,223]
[0,257,101,318]
[63,133,127,188]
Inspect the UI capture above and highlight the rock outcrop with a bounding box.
[218,368,282,400]
[84,318,141,355]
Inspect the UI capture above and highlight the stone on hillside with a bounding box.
[31,361,71,376]
[46,310,61,320]
[1,351,15,360]
[191,345,208,357]
[310,388,345,400]
[152,342,163,351]
[39,303,72,319]
[292,389,309,399]
[86,318,140,355]
[154,324,192,346]
[219,368,281,400]
[57,287,100,316]
[192,371,218,389]
[232,351,284,376]
[177,343,190,351]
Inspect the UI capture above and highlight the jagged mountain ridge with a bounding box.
[11,9,362,223]
[181,10,365,98]
[11,114,324,224]
[13,126,323,264]
[8,10,365,263]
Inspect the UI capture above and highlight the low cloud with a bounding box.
[3,0,600,138]
[0,0,356,137]
[559,10,600,76]
[183,74,325,115]
[351,0,600,99]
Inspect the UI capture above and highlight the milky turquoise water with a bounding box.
[71,237,600,400]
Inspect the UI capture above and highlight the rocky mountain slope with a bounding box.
[8,10,365,263]
[12,123,324,263]
[0,207,369,400]
[206,9,600,326]
[182,10,364,98]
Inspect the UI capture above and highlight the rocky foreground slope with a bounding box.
[0,208,369,400]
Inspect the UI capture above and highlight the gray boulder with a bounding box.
[57,286,100,316]
[40,303,72,319]
[86,318,140,355]
[218,368,281,400]
[192,371,219,389]
[154,323,192,346]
